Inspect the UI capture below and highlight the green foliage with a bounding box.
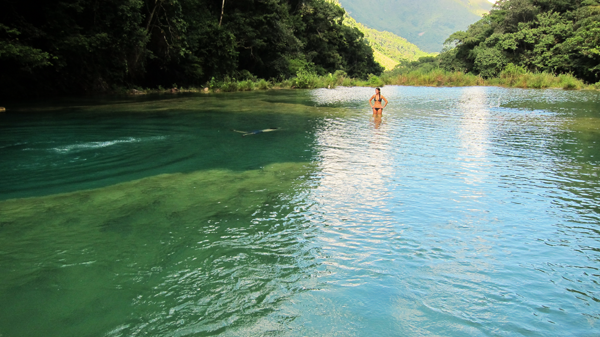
[287,58,316,77]
[220,78,239,92]
[500,63,528,85]
[501,63,528,78]
[256,79,270,90]
[438,0,600,83]
[0,0,383,98]
[381,67,585,89]
[238,80,254,91]
[333,70,348,85]
[0,24,54,70]
[208,77,220,91]
[386,56,442,77]
[383,68,482,87]
[559,74,582,90]
[367,74,384,87]
[474,46,508,78]
[293,72,316,89]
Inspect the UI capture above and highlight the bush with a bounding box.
[288,58,316,77]
[208,77,220,91]
[294,70,319,89]
[238,80,254,91]
[220,79,238,92]
[237,70,257,82]
[500,63,527,85]
[529,73,553,89]
[333,70,348,85]
[554,74,582,90]
[257,79,270,90]
[367,74,384,87]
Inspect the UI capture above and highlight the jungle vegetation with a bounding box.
[434,0,600,84]
[2,0,598,98]
[0,0,383,98]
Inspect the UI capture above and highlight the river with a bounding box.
[0,86,599,336]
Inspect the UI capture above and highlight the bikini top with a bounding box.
[374,95,382,102]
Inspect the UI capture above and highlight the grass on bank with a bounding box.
[381,68,594,90]
[126,71,381,95]
[126,68,599,95]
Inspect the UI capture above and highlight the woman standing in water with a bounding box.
[369,87,388,116]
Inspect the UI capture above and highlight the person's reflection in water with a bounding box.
[372,115,383,129]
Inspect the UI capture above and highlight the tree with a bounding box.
[0,0,384,98]
[438,0,599,83]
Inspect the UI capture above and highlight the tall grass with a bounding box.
[129,67,596,96]
[381,66,588,90]
[382,68,483,87]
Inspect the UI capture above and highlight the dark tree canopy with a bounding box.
[0,0,383,98]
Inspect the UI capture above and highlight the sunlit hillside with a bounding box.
[373,50,399,71]
[452,0,494,16]
[343,14,434,70]
[338,0,492,52]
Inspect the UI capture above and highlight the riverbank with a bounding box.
[121,69,600,96]
[383,68,600,90]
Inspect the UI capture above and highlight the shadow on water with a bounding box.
[0,91,332,200]
[0,90,332,336]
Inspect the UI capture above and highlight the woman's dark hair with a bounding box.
[376,87,381,100]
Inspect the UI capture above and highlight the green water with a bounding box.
[0,87,599,336]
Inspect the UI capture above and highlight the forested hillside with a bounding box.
[342,14,433,69]
[337,0,492,52]
[440,0,600,83]
[0,0,382,98]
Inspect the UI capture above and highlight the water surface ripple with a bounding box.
[0,87,599,336]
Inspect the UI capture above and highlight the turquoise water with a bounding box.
[0,87,599,336]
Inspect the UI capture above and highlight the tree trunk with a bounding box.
[219,0,225,27]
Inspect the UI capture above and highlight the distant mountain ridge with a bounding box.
[338,0,492,52]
